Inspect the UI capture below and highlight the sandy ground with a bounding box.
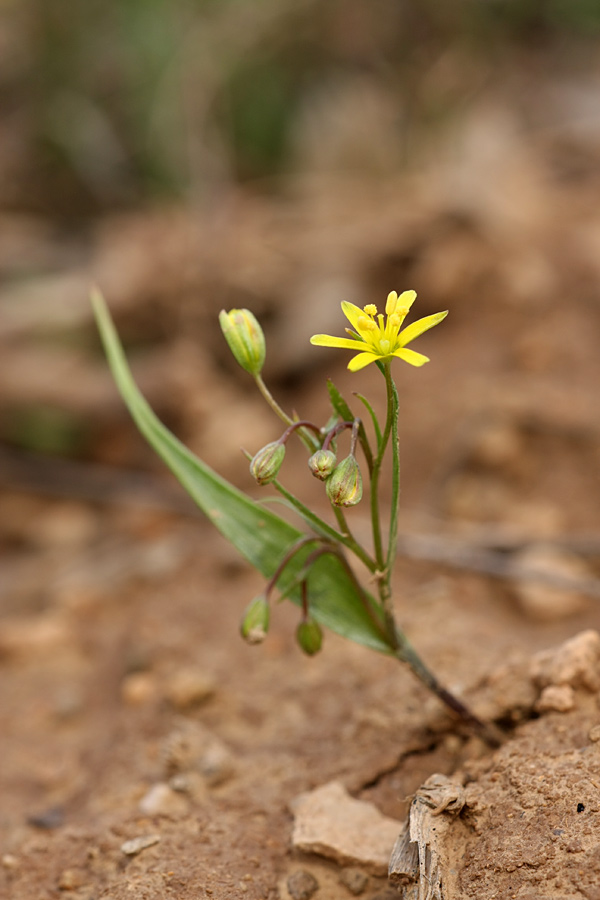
[3,159,600,898]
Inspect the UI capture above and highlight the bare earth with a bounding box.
[3,159,600,899]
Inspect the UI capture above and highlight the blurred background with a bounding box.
[2,0,600,631]
[3,2,600,896]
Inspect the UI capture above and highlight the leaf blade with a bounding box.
[92,291,392,654]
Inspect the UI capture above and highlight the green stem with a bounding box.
[393,628,502,748]
[272,479,377,573]
[369,362,395,598]
[384,366,401,592]
[254,374,318,451]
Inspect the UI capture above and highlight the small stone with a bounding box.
[120,834,161,856]
[588,724,600,742]
[28,806,64,829]
[531,630,600,692]
[535,684,575,713]
[1,854,19,870]
[198,741,235,787]
[339,867,368,895]
[121,672,159,706]
[161,722,234,785]
[164,668,216,710]
[58,868,86,890]
[291,781,401,876]
[138,783,189,817]
[287,870,319,900]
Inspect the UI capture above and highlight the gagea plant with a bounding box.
[93,290,499,746]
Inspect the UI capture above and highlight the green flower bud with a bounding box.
[308,448,337,481]
[296,618,323,656]
[240,596,270,644]
[219,308,266,375]
[250,441,285,485]
[326,454,363,507]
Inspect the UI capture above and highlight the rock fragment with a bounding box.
[535,684,575,713]
[164,668,216,709]
[287,869,319,900]
[339,866,369,895]
[531,629,600,692]
[291,781,400,876]
[138,782,189,816]
[120,834,160,856]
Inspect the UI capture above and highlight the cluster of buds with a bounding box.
[220,306,363,656]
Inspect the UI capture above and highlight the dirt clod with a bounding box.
[339,867,369,895]
[120,834,161,856]
[287,870,319,900]
[291,781,401,876]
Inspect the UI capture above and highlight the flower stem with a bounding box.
[393,628,502,747]
[254,374,318,451]
[272,479,377,573]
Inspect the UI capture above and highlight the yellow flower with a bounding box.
[310,291,448,372]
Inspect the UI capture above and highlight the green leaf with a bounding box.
[92,291,392,654]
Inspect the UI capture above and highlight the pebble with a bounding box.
[588,725,600,743]
[531,630,600,692]
[290,781,401,876]
[287,870,319,900]
[138,783,189,817]
[120,672,159,707]
[58,868,86,890]
[1,854,19,870]
[339,867,369,895]
[120,834,161,856]
[161,722,235,786]
[164,668,216,710]
[535,684,575,713]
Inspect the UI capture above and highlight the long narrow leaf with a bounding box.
[92,291,392,654]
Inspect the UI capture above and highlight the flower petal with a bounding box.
[398,289,417,311]
[393,347,430,367]
[347,351,378,372]
[310,334,367,350]
[340,301,366,332]
[399,310,448,346]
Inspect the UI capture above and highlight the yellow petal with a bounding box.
[347,351,378,372]
[398,289,417,311]
[393,347,430,367]
[399,310,448,347]
[311,334,367,350]
[341,301,366,332]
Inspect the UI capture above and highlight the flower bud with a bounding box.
[308,448,337,481]
[240,596,270,644]
[296,618,323,656]
[219,308,266,375]
[250,441,285,485]
[326,454,362,507]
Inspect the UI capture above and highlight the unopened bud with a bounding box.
[250,441,285,485]
[308,448,337,481]
[219,308,266,375]
[326,454,362,507]
[296,618,323,656]
[240,596,270,644]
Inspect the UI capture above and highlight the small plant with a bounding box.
[93,290,499,746]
